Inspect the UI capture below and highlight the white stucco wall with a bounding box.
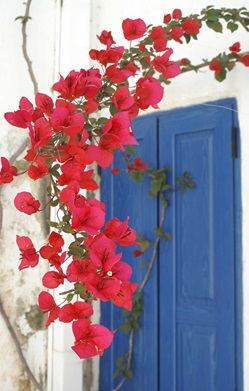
[0,1,248,390]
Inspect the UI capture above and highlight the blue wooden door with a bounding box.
[100,99,242,391]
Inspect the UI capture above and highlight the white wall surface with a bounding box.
[0,1,58,390]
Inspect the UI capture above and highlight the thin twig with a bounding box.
[21,0,39,95]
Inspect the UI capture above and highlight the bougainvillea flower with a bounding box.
[134,76,164,109]
[49,231,64,249]
[59,302,93,323]
[111,167,119,176]
[172,9,182,19]
[170,26,184,44]
[71,318,114,358]
[100,112,138,151]
[104,217,138,246]
[83,100,99,114]
[122,18,147,40]
[85,274,122,302]
[127,157,149,172]
[4,109,30,129]
[29,117,53,149]
[16,235,39,270]
[229,42,241,53]
[27,157,49,180]
[42,270,66,289]
[50,107,85,136]
[38,291,60,326]
[35,93,54,116]
[97,30,116,49]
[238,54,249,67]
[89,47,124,67]
[14,191,40,215]
[182,18,201,35]
[151,49,182,79]
[209,59,222,77]
[71,204,105,235]
[66,258,95,283]
[112,86,135,111]
[0,157,18,184]
[111,281,138,311]
[105,65,132,83]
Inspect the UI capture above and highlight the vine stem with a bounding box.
[0,1,44,390]
[113,198,166,391]
[21,0,39,95]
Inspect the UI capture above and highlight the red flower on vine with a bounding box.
[14,191,40,215]
[122,18,147,41]
[0,157,18,184]
[16,235,39,270]
[71,318,114,359]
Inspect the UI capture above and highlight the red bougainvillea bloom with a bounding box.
[111,167,119,176]
[209,59,222,77]
[29,117,53,149]
[16,235,39,270]
[182,18,201,35]
[170,26,184,44]
[122,18,147,40]
[105,65,132,83]
[163,14,171,24]
[151,48,182,79]
[0,157,18,184]
[111,281,138,311]
[100,112,138,151]
[4,109,30,129]
[134,76,164,109]
[112,86,135,111]
[89,47,124,67]
[97,30,116,49]
[50,107,85,136]
[38,291,60,326]
[71,204,105,235]
[104,217,138,246]
[133,249,143,257]
[172,9,182,19]
[59,302,93,323]
[35,93,54,116]
[238,54,249,67]
[14,191,40,215]
[42,270,66,289]
[127,157,149,172]
[71,318,114,358]
[27,157,49,180]
[229,42,241,53]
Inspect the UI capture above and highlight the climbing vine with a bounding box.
[0,4,249,390]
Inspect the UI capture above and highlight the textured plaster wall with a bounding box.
[0,1,58,390]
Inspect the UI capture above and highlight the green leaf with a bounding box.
[110,103,119,116]
[46,220,59,228]
[136,238,150,252]
[163,232,172,241]
[211,21,223,32]
[97,117,108,125]
[155,227,164,237]
[215,68,227,82]
[67,293,74,302]
[125,146,136,156]
[62,225,74,234]
[120,321,131,334]
[113,369,121,379]
[124,370,133,379]
[227,21,239,32]
[50,199,59,207]
[140,261,147,268]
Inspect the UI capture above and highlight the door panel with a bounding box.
[100,99,241,391]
